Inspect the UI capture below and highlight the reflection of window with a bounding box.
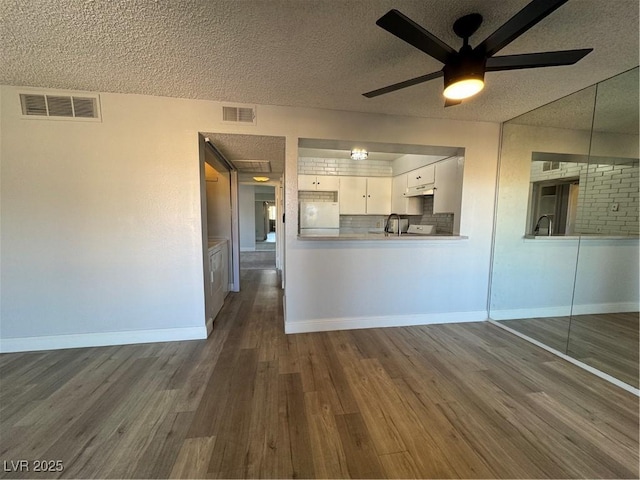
[542,161,561,171]
[268,205,276,220]
[530,179,579,235]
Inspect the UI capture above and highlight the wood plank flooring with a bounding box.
[1,269,638,478]
[501,312,639,388]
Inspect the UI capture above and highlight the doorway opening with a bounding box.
[199,132,286,299]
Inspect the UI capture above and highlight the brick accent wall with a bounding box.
[575,161,639,235]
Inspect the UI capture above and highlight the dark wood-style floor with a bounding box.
[501,312,640,388]
[1,269,638,479]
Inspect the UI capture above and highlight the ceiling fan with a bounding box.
[363,0,593,106]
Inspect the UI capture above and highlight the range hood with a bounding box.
[404,184,435,196]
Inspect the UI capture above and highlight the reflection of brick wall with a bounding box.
[298,157,392,177]
[529,160,639,235]
[530,161,582,181]
[576,162,639,235]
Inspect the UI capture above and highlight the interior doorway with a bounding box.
[199,133,285,285]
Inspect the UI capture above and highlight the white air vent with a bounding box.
[232,160,272,172]
[222,105,256,124]
[20,93,100,120]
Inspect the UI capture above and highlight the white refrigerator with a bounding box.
[299,202,340,236]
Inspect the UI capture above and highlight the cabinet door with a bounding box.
[339,176,367,214]
[407,164,435,188]
[434,157,463,213]
[366,177,392,215]
[392,174,423,214]
[315,175,339,191]
[298,174,318,190]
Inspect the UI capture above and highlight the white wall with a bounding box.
[1,84,501,351]
[239,185,256,251]
[282,110,501,332]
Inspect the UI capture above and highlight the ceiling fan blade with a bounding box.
[376,9,456,64]
[486,49,593,71]
[444,98,462,108]
[363,71,443,98]
[476,0,568,57]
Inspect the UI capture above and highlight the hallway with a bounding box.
[0,269,638,478]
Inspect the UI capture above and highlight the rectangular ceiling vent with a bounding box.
[19,93,100,120]
[222,105,256,125]
[232,160,272,173]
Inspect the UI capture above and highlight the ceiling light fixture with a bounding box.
[442,56,485,100]
[350,149,368,160]
[253,176,269,182]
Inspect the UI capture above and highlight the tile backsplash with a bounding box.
[339,197,454,234]
[299,157,392,177]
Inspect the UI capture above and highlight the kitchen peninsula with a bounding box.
[297,142,465,240]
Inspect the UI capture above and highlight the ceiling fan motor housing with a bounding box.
[443,52,486,89]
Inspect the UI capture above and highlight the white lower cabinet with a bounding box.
[207,240,229,327]
[339,176,391,215]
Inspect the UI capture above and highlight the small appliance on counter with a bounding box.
[299,201,340,236]
[387,218,409,234]
[407,224,435,235]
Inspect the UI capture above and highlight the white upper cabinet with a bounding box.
[434,157,463,214]
[366,177,392,215]
[391,174,423,215]
[339,176,391,215]
[298,174,340,191]
[407,164,435,188]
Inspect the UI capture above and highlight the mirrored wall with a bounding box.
[490,68,639,389]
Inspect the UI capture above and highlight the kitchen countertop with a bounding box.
[298,232,468,241]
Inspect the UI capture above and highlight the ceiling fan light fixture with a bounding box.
[350,148,368,160]
[443,77,485,100]
[253,176,270,182]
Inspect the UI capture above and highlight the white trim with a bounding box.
[570,302,639,315]
[240,247,256,252]
[490,302,638,320]
[489,320,639,397]
[0,326,207,353]
[284,311,487,334]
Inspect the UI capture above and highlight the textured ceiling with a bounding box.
[507,67,639,134]
[203,133,285,182]
[1,0,638,125]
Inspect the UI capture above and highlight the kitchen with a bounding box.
[297,138,465,240]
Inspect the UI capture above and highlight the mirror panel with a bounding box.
[489,87,596,350]
[491,68,639,389]
[567,68,639,387]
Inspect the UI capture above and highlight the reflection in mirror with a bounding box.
[568,67,639,388]
[490,67,639,391]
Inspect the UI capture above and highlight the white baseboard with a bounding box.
[0,326,208,353]
[284,310,487,334]
[240,247,256,252]
[570,302,639,315]
[490,302,638,321]
[490,306,572,320]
